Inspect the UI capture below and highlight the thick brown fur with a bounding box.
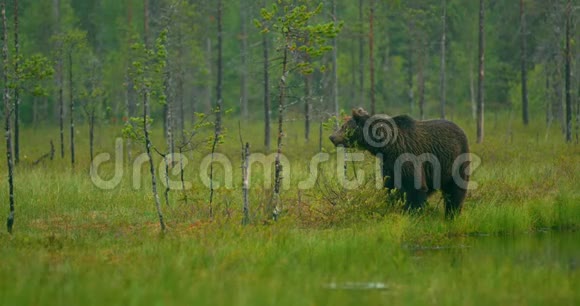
[329,108,470,218]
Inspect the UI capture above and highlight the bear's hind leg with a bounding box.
[442,183,467,219]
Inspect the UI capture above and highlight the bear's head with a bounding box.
[330,108,404,151]
[329,108,370,148]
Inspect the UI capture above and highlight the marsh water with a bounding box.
[407,231,579,269]
[325,230,579,302]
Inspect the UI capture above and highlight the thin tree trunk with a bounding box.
[50,140,54,160]
[177,29,185,138]
[163,155,170,206]
[13,0,19,164]
[143,91,166,232]
[272,43,289,221]
[178,68,185,138]
[69,51,75,170]
[332,0,339,128]
[165,74,174,154]
[242,142,250,225]
[520,0,529,126]
[209,0,224,218]
[179,146,187,205]
[240,0,248,119]
[358,0,364,108]
[262,6,271,151]
[163,70,174,207]
[369,0,376,115]
[215,0,223,133]
[2,1,14,234]
[564,0,572,142]
[476,0,485,144]
[54,0,64,159]
[439,0,447,119]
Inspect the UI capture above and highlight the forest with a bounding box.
[0,0,579,305]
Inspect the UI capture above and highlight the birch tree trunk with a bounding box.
[272,42,289,221]
[176,24,185,136]
[209,0,224,217]
[69,51,75,170]
[2,1,15,234]
[143,90,166,232]
[13,0,20,164]
[215,0,223,133]
[242,142,250,225]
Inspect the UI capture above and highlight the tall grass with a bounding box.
[0,117,578,305]
[4,116,580,237]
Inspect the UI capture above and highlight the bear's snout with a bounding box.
[329,135,335,143]
[329,134,341,146]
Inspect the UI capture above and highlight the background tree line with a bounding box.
[0,0,578,144]
[0,0,578,233]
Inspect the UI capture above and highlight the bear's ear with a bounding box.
[352,108,369,124]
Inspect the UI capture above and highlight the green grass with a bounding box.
[0,117,579,305]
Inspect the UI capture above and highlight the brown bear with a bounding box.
[329,108,470,218]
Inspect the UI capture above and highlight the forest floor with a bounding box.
[0,116,579,305]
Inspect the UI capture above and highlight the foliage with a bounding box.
[255,0,342,75]
[123,29,169,144]
[16,54,54,96]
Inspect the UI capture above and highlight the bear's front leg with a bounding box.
[403,188,428,211]
[382,168,395,189]
[402,171,428,211]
